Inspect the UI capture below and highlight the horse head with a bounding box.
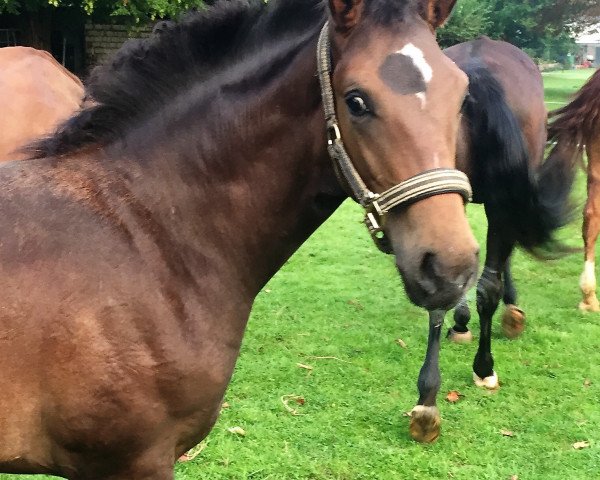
[324,0,479,310]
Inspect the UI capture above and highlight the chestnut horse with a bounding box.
[0,46,83,162]
[0,0,478,477]
[406,37,575,442]
[548,68,600,311]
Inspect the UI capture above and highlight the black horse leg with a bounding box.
[409,310,444,443]
[473,226,514,389]
[501,257,526,338]
[502,259,517,305]
[447,295,473,343]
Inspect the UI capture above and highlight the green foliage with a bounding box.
[437,0,492,48]
[0,0,205,21]
[439,0,596,61]
[109,0,205,21]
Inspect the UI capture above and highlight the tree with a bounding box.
[0,0,205,22]
[437,0,492,48]
[438,0,599,61]
[0,0,205,52]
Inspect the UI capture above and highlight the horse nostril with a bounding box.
[418,251,440,294]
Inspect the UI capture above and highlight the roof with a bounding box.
[576,23,600,45]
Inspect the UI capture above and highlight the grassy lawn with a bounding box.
[2,70,597,480]
[543,69,594,107]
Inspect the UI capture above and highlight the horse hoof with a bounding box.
[409,405,441,443]
[447,328,473,344]
[473,371,499,390]
[501,305,525,339]
[579,298,600,312]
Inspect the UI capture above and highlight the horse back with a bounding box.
[445,37,547,167]
[0,47,84,162]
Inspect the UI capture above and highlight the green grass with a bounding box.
[542,69,594,107]
[3,71,598,480]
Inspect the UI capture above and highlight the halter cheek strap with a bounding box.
[316,22,472,254]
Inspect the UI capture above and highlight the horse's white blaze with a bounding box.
[580,260,596,293]
[398,43,433,84]
[473,371,499,390]
[396,44,432,108]
[432,153,440,168]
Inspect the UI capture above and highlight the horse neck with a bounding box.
[116,38,345,301]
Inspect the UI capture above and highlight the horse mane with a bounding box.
[548,68,600,148]
[26,0,324,159]
[27,0,416,160]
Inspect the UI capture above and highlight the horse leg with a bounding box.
[410,310,445,443]
[473,227,514,390]
[447,295,473,343]
[580,156,600,312]
[501,256,526,338]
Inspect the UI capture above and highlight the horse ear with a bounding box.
[328,0,364,35]
[419,0,458,29]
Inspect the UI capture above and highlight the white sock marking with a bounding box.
[473,371,499,390]
[580,260,597,293]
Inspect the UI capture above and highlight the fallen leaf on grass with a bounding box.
[221,401,230,409]
[509,475,518,480]
[573,441,590,450]
[584,379,592,387]
[395,338,408,348]
[446,391,462,403]
[297,363,314,371]
[281,394,306,416]
[500,429,515,437]
[178,440,209,462]
[347,299,364,310]
[227,426,246,436]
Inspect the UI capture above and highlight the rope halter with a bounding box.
[316,22,472,254]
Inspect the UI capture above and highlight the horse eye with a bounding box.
[345,92,371,117]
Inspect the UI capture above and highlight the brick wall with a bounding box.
[85,23,152,67]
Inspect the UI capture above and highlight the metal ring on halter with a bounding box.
[316,22,473,254]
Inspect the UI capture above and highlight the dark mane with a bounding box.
[548,68,600,148]
[28,0,415,159]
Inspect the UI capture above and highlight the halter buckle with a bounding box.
[327,123,341,145]
[364,200,393,254]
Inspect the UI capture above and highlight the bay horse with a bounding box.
[548,67,600,311]
[0,0,478,476]
[0,46,84,162]
[446,37,577,339]
[406,37,575,442]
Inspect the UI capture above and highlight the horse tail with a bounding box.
[548,67,600,166]
[463,64,574,257]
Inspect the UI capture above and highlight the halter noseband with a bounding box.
[316,23,472,254]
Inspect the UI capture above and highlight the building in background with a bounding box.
[85,23,152,67]
[576,23,600,67]
[0,8,153,75]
